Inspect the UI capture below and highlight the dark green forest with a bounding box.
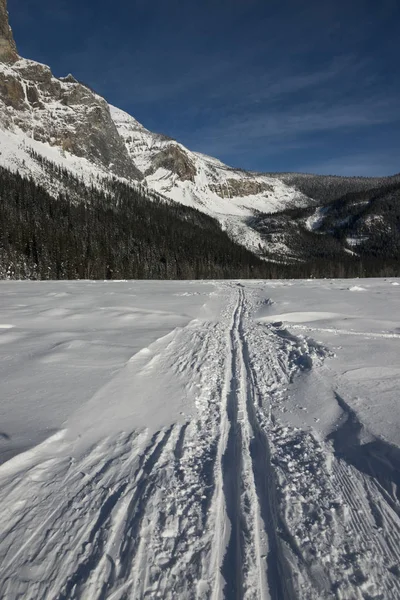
[265,172,400,204]
[0,166,274,280]
[0,165,399,280]
[251,181,400,277]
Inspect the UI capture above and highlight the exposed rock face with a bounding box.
[0,12,309,257]
[0,2,142,180]
[0,58,143,180]
[145,144,197,181]
[209,178,273,198]
[0,0,18,63]
[0,73,24,109]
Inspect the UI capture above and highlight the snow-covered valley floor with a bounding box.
[0,279,400,600]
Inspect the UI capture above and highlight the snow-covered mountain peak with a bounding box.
[0,9,311,256]
[0,55,142,182]
[110,104,309,238]
[109,105,148,134]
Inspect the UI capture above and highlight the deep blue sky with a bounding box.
[9,0,400,175]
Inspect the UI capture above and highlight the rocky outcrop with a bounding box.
[0,57,143,180]
[0,73,25,109]
[145,144,197,182]
[209,178,273,198]
[0,0,18,63]
[0,2,143,180]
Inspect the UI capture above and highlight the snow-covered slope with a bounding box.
[110,104,306,217]
[0,60,309,254]
[0,121,118,195]
[1,279,400,598]
[0,0,312,257]
[110,105,309,249]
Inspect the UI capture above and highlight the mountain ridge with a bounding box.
[0,0,399,274]
[0,0,314,256]
[251,180,400,269]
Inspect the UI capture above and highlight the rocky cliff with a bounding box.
[0,0,17,63]
[109,105,308,229]
[0,3,311,255]
[0,1,142,181]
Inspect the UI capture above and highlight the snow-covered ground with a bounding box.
[0,279,399,599]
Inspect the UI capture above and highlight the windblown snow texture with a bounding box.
[0,279,399,599]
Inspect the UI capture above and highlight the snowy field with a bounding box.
[0,278,399,599]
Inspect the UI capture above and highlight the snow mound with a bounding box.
[348,285,367,292]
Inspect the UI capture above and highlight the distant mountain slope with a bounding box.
[0,0,399,276]
[265,172,400,204]
[110,106,310,251]
[251,181,400,272]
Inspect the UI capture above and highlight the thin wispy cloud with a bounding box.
[10,0,400,175]
[185,96,399,156]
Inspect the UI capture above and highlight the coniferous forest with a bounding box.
[253,180,400,278]
[0,165,399,280]
[0,166,273,280]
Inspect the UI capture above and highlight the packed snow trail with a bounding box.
[1,283,400,599]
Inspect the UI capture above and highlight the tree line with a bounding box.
[0,166,274,280]
[1,164,399,280]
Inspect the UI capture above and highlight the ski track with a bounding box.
[1,285,400,599]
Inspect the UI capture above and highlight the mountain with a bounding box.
[0,19,142,182]
[0,0,312,256]
[0,165,278,280]
[109,106,311,250]
[265,171,400,204]
[0,0,399,278]
[251,180,400,276]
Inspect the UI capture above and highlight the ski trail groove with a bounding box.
[221,293,245,599]
[238,295,295,600]
[220,288,293,600]
[1,284,400,600]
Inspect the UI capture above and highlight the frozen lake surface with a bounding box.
[0,279,399,599]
